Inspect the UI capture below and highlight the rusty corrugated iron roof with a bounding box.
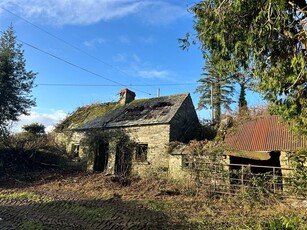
[224,115,307,152]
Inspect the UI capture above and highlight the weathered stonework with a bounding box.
[170,95,199,143]
[168,154,191,180]
[55,131,85,157]
[132,125,170,177]
[54,90,200,179]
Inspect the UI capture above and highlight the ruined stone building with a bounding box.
[55,89,200,179]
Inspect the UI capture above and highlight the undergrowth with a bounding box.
[127,175,307,229]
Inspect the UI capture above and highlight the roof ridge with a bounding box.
[132,92,189,102]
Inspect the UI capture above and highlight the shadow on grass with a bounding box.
[0,195,188,230]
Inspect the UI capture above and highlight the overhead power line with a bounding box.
[0,30,152,96]
[0,4,199,96]
[37,83,199,87]
[0,4,129,77]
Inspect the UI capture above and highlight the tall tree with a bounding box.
[0,26,36,136]
[190,0,307,132]
[233,71,253,115]
[238,80,248,113]
[196,60,235,125]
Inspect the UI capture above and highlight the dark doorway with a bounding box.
[229,151,282,172]
[115,142,132,176]
[229,151,283,190]
[93,141,109,172]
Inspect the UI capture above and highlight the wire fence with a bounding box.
[191,162,306,198]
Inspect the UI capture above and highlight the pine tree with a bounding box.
[196,61,235,125]
[0,26,36,136]
[234,71,253,115]
[238,82,247,114]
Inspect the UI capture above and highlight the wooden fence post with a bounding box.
[273,167,276,193]
[241,165,244,192]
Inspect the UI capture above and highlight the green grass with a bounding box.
[142,200,173,212]
[60,202,115,221]
[19,220,47,230]
[0,192,52,203]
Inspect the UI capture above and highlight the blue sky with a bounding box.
[0,0,264,132]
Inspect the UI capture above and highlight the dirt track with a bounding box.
[0,172,188,230]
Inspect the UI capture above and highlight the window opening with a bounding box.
[135,143,148,162]
[71,144,80,158]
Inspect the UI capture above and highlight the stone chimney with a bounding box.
[119,88,136,105]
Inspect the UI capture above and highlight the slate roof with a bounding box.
[55,102,118,131]
[224,115,307,152]
[71,93,190,130]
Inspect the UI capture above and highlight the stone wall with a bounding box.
[168,154,191,180]
[53,94,201,179]
[54,131,86,157]
[122,124,170,177]
[55,124,171,177]
[169,95,199,143]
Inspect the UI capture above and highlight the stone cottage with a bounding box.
[55,89,200,178]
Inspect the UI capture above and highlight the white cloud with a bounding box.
[83,37,106,48]
[12,109,67,133]
[118,35,131,44]
[116,53,174,80]
[0,0,187,26]
[132,54,141,63]
[112,53,173,79]
[137,1,188,25]
[129,64,173,80]
[139,35,155,44]
[0,0,143,26]
[113,53,127,63]
[136,69,171,79]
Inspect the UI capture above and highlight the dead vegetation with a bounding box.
[1,169,307,229]
[0,124,307,229]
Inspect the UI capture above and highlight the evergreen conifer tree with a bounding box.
[0,26,36,136]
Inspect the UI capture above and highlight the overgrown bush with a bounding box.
[289,150,307,198]
[82,129,136,176]
[263,215,307,230]
[0,128,69,175]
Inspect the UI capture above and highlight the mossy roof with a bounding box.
[70,93,191,130]
[55,102,117,132]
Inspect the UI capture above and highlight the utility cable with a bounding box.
[0,4,129,77]
[0,30,152,95]
[36,83,199,87]
[0,4,196,95]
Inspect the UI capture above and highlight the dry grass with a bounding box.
[1,172,307,229]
